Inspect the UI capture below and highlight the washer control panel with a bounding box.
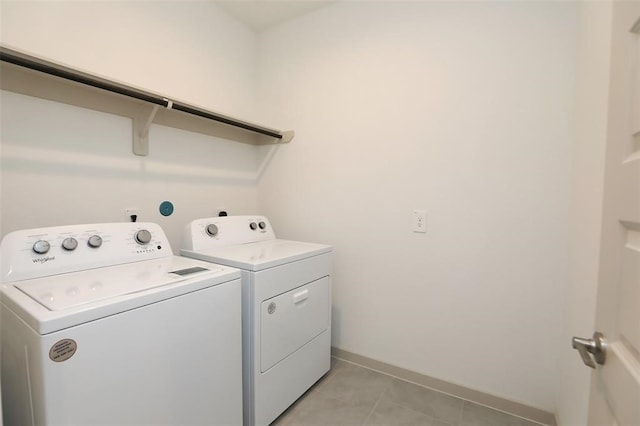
[182,215,275,252]
[1,222,171,283]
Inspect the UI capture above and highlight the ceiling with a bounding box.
[215,1,336,32]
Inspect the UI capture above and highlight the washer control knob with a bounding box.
[249,222,258,230]
[87,235,102,248]
[135,230,152,245]
[258,221,266,230]
[206,224,219,237]
[32,240,51,254]
[61,237,78,251]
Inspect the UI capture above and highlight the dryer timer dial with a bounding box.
[206,224,219,237]
[87,235,103,248]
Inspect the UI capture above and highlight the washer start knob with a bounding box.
[62,237,78,251]
[135,229,152,245]
[206,224,219,237]
[258,221,266,230]
[87,235,102,248]
[32,240,51,254]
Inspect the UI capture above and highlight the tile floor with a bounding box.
[273,358,543,426]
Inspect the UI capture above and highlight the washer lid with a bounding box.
[14,258,217,311]
[1,256,241,334]
[182,239,331,271]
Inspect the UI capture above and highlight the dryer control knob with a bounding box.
[32,240,51,254]
[87,235,102,248]
[135,230,152,245]
[249,222,258,230]
[206,224,219,237]
[62,237,78,251]
[258,221,266,230]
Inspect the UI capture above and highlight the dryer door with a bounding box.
[260,276,330,372]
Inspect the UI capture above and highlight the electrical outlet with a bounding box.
[216,207,229,217]
[124,208,140,223]
[412,210,427,233]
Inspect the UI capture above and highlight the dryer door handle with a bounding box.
[293,289,309,304]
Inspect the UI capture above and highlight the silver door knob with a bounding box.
[572,332,607,369]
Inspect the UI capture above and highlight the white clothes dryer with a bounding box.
[1,222,243,426]
[181,215,332,426]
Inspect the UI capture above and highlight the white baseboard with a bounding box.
[331,347,556,426]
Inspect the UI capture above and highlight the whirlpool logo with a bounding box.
[32,256,55,264]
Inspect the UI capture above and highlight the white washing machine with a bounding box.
[1,222,243,425]
[181,215,332,426]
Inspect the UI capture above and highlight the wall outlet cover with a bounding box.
[413,210,427,233]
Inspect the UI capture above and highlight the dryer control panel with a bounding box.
[182,215,276,252]
[0,222,172,283]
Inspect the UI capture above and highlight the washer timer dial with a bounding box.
[32,240,51,254]
[62,237,78,251]
[135,230,152,245]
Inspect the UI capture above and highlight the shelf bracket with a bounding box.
[281,130,295,143]
[133,104,161,156]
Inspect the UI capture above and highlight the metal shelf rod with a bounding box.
[0,46,285,141]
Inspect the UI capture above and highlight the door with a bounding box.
[260,276,330,372]
[586,2,640,425]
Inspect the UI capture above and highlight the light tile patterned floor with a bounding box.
[272,358,543,426]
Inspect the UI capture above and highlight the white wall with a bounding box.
[256,2,577,411]
[0,1,261,250]
[0,0,256,117]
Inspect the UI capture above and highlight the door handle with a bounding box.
[572,332,607,369]
[293,289,309,304]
